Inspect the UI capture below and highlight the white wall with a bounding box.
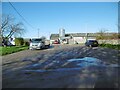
[73,37,86,44]
[98,39,120,45]
[50,40,55,44]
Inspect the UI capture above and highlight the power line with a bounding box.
[8,1,35,29]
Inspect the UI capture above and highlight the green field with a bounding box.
[0,46,29,56]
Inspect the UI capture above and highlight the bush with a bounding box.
[24,41,29,46]
[15,38,24,46]
[99,44,120,50]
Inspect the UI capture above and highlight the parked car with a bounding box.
[85,40,99,47]
[53,40,59,44]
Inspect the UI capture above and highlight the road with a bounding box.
[2,45,120,88]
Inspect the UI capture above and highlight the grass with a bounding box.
[0,46,29,56]
[99,44,120,50]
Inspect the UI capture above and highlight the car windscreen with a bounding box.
[88,40,98,43]
[31,39,42,43]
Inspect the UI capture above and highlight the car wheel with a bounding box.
[89,45,92,47]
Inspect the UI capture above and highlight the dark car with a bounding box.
[85,40,99,47]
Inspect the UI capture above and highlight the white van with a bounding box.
[29,38,50,50]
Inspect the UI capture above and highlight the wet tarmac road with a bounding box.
[2,45,120,88]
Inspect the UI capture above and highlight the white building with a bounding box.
[8,38,15,46]
[50,33,97,44]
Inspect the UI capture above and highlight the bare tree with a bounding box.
[111,33,119,39]
[1,14,14,37]
[1,14,25,38]
[96,29,109,44]
[96,29,108,40]
[1,14,25,46]
[6,22,24,38]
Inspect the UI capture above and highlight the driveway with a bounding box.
[2,45,120,88]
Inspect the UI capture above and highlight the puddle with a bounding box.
[32,63,41,67]
[68,57,102,67]
[23,57,119,73]
[68,57,119,68]
[68,57,100,62]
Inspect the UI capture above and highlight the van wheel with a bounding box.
[30,48,33,50]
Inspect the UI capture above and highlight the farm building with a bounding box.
[50,28,97,44]
[50,33,97,44]
[50,29,119,44]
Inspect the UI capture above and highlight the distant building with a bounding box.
[50,33,98,44]
[50,28,119,44]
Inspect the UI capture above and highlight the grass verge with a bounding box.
[0,46,29,56]
[99,44,120,50]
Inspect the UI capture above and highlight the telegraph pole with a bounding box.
[85,23,88,42]
[38,28,39,38]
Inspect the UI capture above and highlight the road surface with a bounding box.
[2,45,120,88]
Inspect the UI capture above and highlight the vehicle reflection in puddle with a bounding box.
[23,57,119,73]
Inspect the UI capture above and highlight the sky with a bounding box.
[2,2,118,39]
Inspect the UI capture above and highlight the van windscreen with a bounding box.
[31,39,42,43]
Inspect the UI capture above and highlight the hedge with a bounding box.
[15,38,24,46]
[23,41,30,46]
[99,44,120,50]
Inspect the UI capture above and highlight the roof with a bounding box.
[50,33,119,40]
[50,34,59,40]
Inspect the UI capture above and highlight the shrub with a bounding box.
[24,41,29,46]
[15,38,24,46]
[99,44,120,50]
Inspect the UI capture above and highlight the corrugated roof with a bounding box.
[50,34,59,40]
[70,33,86,37]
